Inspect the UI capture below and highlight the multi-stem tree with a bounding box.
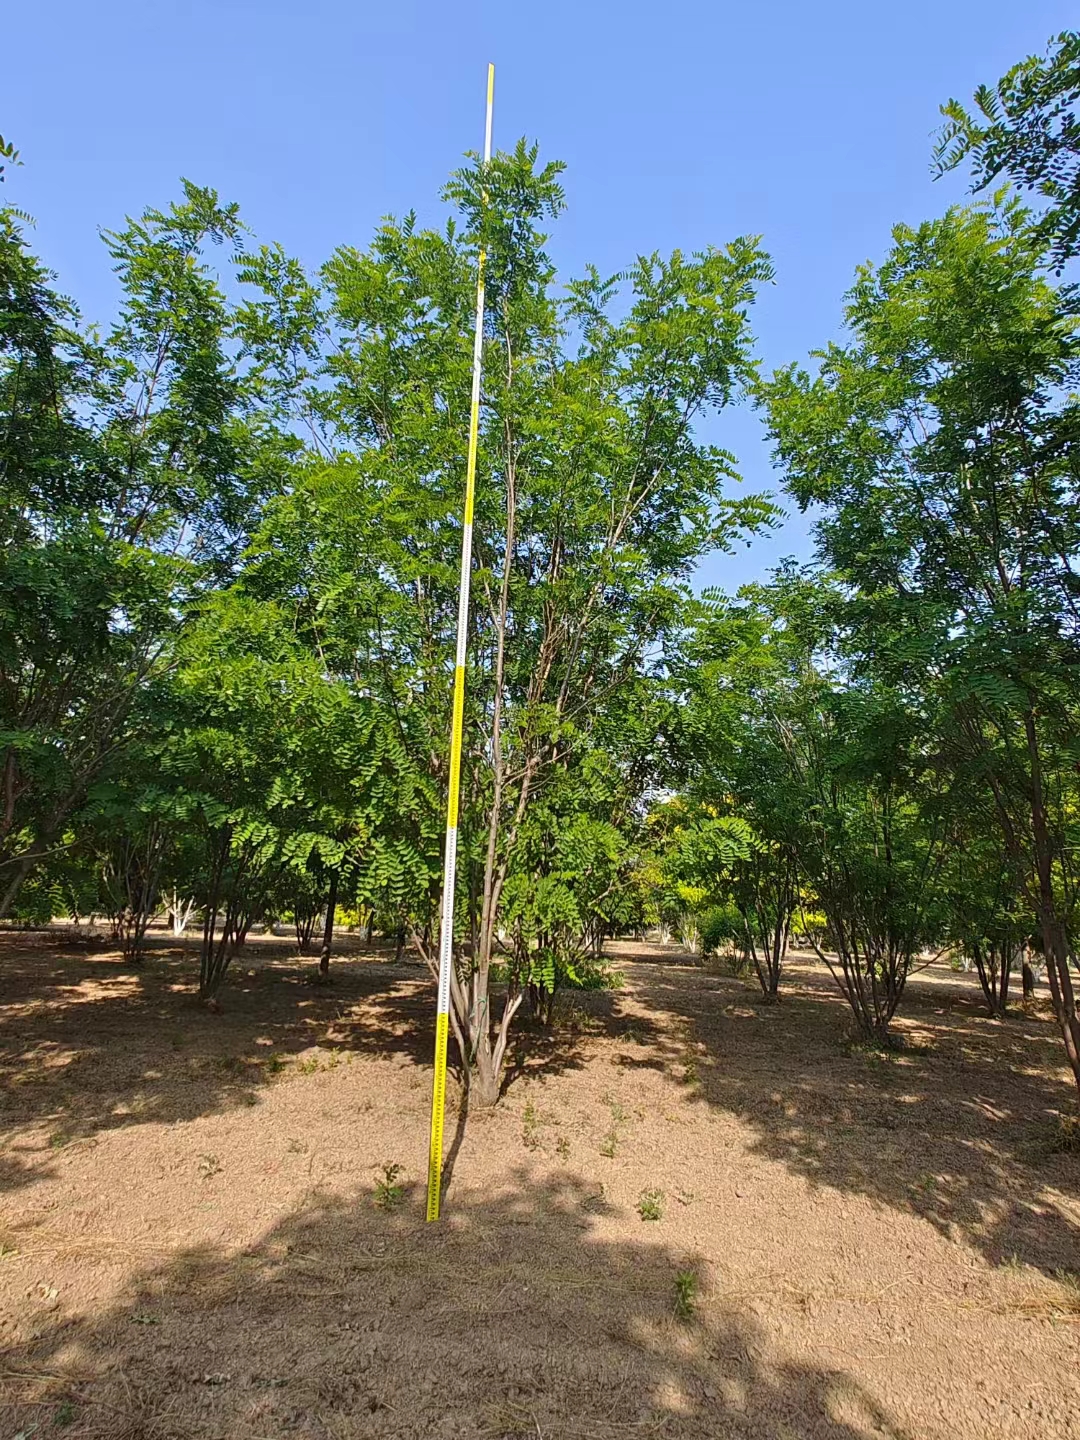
[0,183,268,917]
[242,142,776,1101]
[765,199,1080,1094]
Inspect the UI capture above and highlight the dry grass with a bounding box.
[0,931,1078,1438]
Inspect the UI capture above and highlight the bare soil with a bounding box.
[1,931,1078,1439]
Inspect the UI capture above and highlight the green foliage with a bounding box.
[761,188,1080,1084]
[935,31,1080,268]
[673,1269,699,1321]
[637,1189,664,1221]
[17,74,1080,1125]
[698,903,742,956]
[0,134,20,183]
[373,1163,406,1208]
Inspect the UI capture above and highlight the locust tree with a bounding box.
[765,199,1080,1092]
[676,585,814,999]
[0,182,264,917]
[244,142,776,1101]
[681,575,945,1033]
[935,29,1080,269]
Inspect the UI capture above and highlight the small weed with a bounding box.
[582,1183,607,1214]
[522,1101,541,1151]
[680,1057,699,1085]
[555,1136,571,1160]
[265,1053,287,1077]
[637,1189,664,1222]
[324,1047,343,1070]
[217,1055,247,1076]
[286,1138,308,1155]
[599,1095,627,1158]
[53,1400,77,1427]
[675,1187,695,1207]
[296,1055,320,1076]
[47,1131,70,1150]
[373,1163,406,1209]
[1045,1115,1080,1154]
[608,1098,627,1125]
[0,1241,19,1261]
[130,1313,159,1325]
[673,1269,698,1320]
[198,1153,222,1180]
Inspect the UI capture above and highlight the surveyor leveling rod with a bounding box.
[426,63,495,1223]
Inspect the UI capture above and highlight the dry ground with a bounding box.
[1,929,1079,1439]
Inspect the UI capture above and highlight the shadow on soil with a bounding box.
[5,931,1079,1287]
[4,1170,907,1440]
[0,931,658,1196]
[616,944,1080,1282]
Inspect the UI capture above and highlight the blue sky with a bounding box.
[6,1,1076,589]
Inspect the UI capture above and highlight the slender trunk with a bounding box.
[319,870,339,976]
[1024,713,1080,1102]
[0,850,40,918]
[1023,942,1037,1000]
[1000,945,1012,1013]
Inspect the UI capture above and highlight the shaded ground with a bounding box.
[1,931,1078,1438]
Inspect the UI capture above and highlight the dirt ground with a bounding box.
[1,931,1079,1440]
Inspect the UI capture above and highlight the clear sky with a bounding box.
[5,1,1076,589]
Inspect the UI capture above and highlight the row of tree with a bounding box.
[664,33,1080,1105]
[2,34,1079,1106]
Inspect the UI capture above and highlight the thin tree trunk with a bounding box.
[1025,712,1080,1102]
[319,870,339,976]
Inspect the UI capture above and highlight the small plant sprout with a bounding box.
[1047,1115,1080,1154]
[522,1100,541,1150]
[374,1163,406,1209]
[673,1269,699,1320]
[600,1095,626,1157]
[637,1189,664,1221]
[198,1153,222,1180]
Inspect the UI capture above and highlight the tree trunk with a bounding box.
[319,870,339,976]
[0,850,39,918]
[1023,942,1037,1000]
[1024,713,1080,1103]
[469,1049,502,1107]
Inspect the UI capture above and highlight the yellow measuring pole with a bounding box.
[426,62,495,1223]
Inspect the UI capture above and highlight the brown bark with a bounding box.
[1024,712,1080,1103]
[319,870,339,977]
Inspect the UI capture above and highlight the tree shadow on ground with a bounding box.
[3,1169,908,1440]
[616,943,1080,1281]
[0,933,660,1196]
